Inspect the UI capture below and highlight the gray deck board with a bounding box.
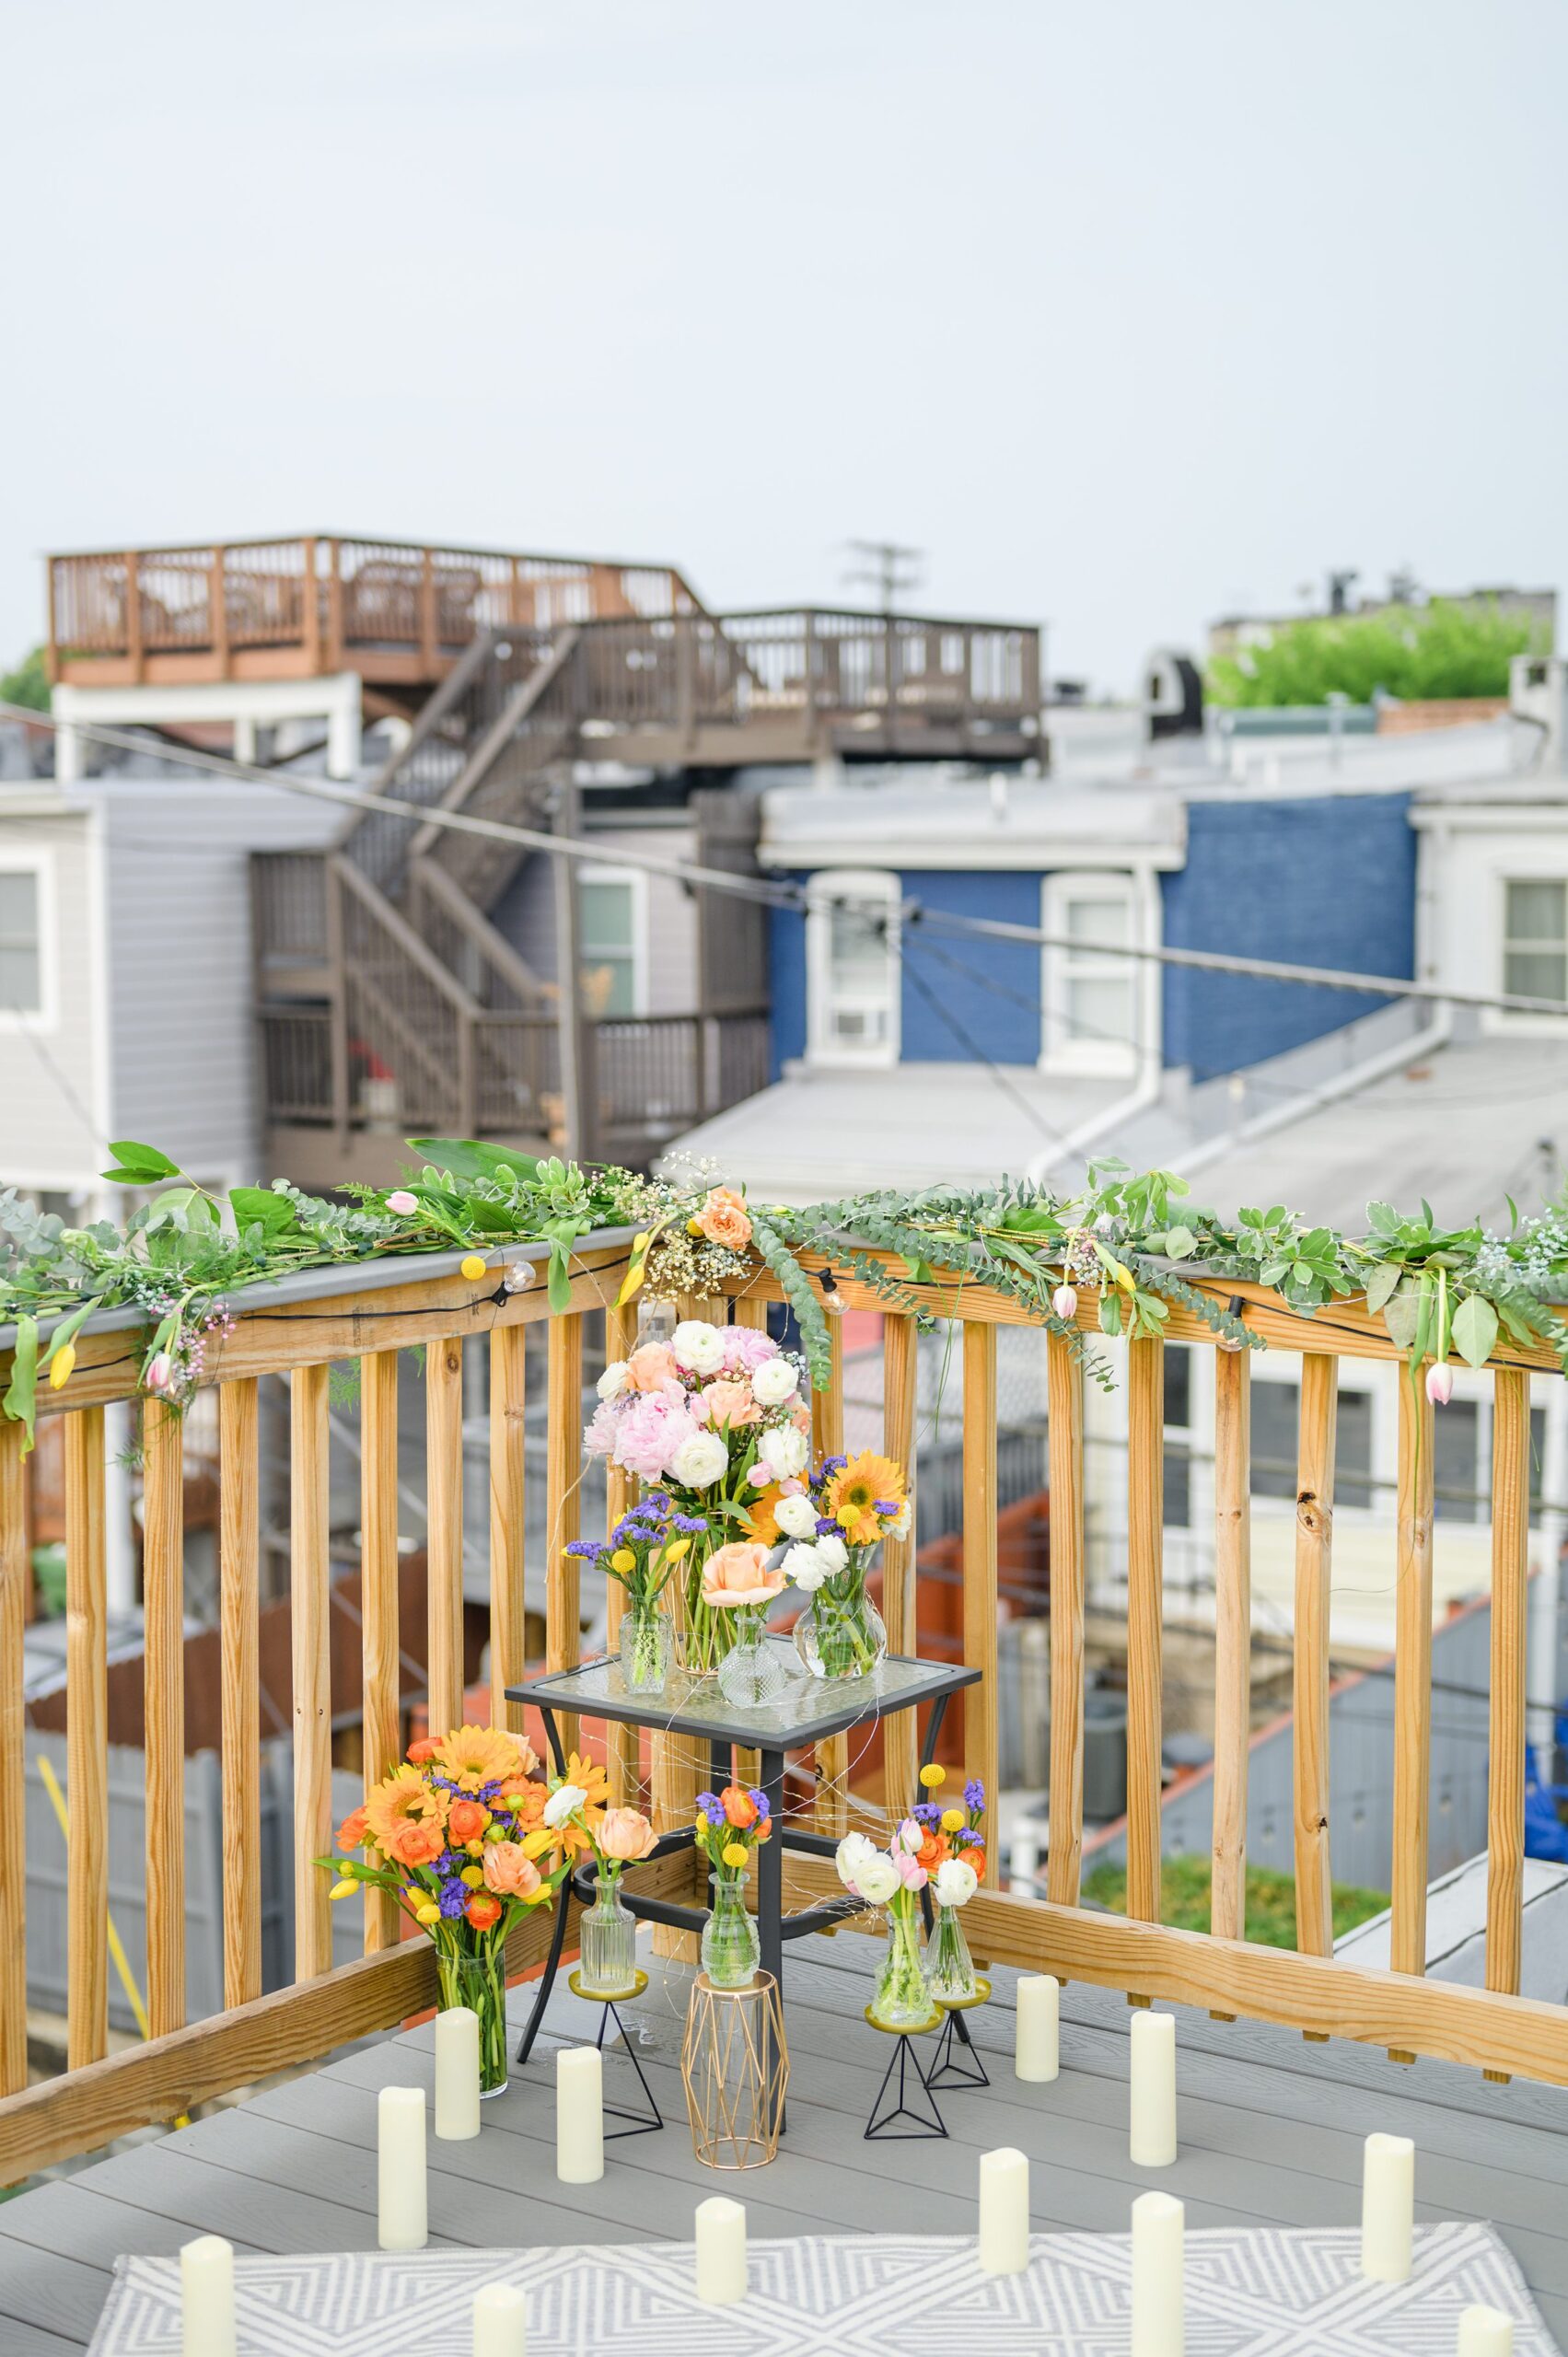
[3,1932,1565,2351]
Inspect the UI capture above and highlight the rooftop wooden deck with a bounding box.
[4,1935,1565,2354]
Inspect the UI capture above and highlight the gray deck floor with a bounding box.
[3,1932,1567,2353]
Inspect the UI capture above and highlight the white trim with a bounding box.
[52,672,364,782]
[1495,864,1568,1036]
[769,835,1186,874]
[577,864,649,1018]
[0,846,57,1031]
[806,868,900,1069]
[1039,868,1144,1079]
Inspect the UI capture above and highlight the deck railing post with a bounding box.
[0,1422,24,2096]
[811,1316,850,1836]
[1211,1346,1253,1951]
[360,1351,401,1953]
[142,1400,186,2037]
[1389,1374,1435,2060]
[426,1338,466,1740]
[1293,1354,1337,1970]
[291,1365,332,1984]
[1485,1365,1530,2077]
[1125,1334,1165,1987]
[1045,1329,1086,1909]
[218,1381,262,2007]
[962,1320,1000,1886]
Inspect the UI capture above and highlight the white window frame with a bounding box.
[0,851,56,1032]
[577,864,649,1019]
[1498,869,1568,1028]
[1040,868,1143,1077]
[807,868,900,1068]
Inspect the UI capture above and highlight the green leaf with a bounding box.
[101,1140,180,1185]
[1163,1226,1196,1260]
[229,1187,299,1239]
[546,1238,573,1314]
[1098,1295,1123,1336]
[2,1316,39,1449]
[1364,1261,1402,1314]
[1366,1201,1401,1237]
[406,1138,539,1188]
[1452,1293,1499,1369]
[1382,1287,1421,1350]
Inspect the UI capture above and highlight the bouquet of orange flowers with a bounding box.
[322,1723,571,2094]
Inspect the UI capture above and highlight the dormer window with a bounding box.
[807,869,900,1066]
[1502,877,1568,1007]
[1040,870,1141,1076]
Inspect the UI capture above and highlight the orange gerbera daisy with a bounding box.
[432,1724,531,1792]
[744,1482,786,1545]
[541,1750,610,1860]
[365,1763,448,1856]
[823,1450,907,1547]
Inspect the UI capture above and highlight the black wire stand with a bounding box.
[568,1968,663,2138]
[863,2006,947,2141]
[923,1978,992,2091]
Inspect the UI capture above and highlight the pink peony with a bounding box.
[701,1377,761,1429]
[721,1325,779,1373]
[583,1399,619,1457]
[613,1392,697,1482]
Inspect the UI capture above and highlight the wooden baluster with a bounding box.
[601,1305,639,1806]
[962,1321,999,1887]
[1293,1356,1336,1974]
[0,1422,24,2094]
[1212,1347,1252,1957]
[726,1294,772,1800]
[360,1352,401,1953]
[812,1314,848,1837]
[292,1365,332,1984]
[219,1383,261,2008]
[547,1314,584,1761]
[1485,1365,1530,2080]
[1389,1373,1435,2061]
[142,1400,186,2038]
[489,1324,528,1746]
[881,1313,920,1813]
[1045,1329,1086,1908]
[125,550,143,679]
[64,1410,108,2067]
[420,548,438,671]
[426,1336,465,1738]
[1125,1336,1165,1986]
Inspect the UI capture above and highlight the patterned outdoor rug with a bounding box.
[87,2221,1558,2353]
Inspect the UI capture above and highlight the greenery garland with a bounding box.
[4,1140,1567,1449]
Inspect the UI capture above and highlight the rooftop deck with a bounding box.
[5,1935,1564,2353]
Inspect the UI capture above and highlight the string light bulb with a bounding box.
[819,1268,845,1315]
[503,1260,536,1294]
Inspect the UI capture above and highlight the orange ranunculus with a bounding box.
[448,1796,491,1844]
[916,1830,949,1873]
[744,1483,784,1544]
[701,1540,786,1611]
[464,1892,504,1932]
[336,1804,370,1851]
[406,1736,441,1764]
[624,1342,679,1393]
[720,1784,759,1829]
[695,1186,752,1251]
[385,1817,447,1871]
[510,1782,547,1833]
[482,1841,543,1899]
[365,1763,447,1858]
[598,1807,658,1863]
[701,1377,760,1429]
[432,1724,526,1793]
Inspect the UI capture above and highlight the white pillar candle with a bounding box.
[1131,2190,1184,2357]
[472,2281,528,2355]
[1015,1975,1061,2082]
[556,2045,604,2185]
[1457,2305,1514,2356]
[436,2004,482,2141]
[695,2193,748,2305]
[180,2234,236,2357]
[377,2084,428,2252]
[977,2145,1031,2274]
[1360,2131,1414,2282]
[1129,2010,1178,2167]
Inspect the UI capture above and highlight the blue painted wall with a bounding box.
[1161,793,1415,1079]
[768,869,1042,1075]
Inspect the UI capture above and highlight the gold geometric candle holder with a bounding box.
[680,1970,789,2169]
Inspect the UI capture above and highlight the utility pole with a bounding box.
[551,776,597,1164]
[842,538,924,614]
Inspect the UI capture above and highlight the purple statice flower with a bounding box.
[673,1514,708,1534]
[438,1880,470,1918]
[873,1498,900,1516]
[820,1455,848,1476]
[815,1516,842,1538]
[963,1779,986,1813]
[747,1787,769,1817]
[912,1801,942,1827]
[722,1325,779,1372]
[695,1791,719,1817]
[564,1538,603,1560]
[435,1851,463,1875]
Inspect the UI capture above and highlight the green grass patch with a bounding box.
[1081,1854,1388,1951]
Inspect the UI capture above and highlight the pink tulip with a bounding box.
[894,1850,929,1891]
[386,1190,418,1215]
[145,1352,174,1393]
[1426,1364,1454,1406]
[1052,1283,1078,1320]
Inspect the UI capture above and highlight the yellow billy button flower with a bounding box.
[330,1878,357,1900]
[721,1842,749,1870]
[610,1548,636,1573]
[460,1254,487,1281]
[465,1840,485,1858]
[919,1762,947,1790]
[49,1345,76,1390]
[941,1807,965,1834]
[460,1864,486,1889]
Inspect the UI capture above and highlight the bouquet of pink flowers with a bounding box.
[584,1318,810,1672]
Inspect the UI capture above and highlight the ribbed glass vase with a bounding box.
[701,1874,761,1989]
[576,1867,640,1999]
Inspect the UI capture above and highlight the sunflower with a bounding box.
[432,1724,532,1792]
[823,1450,907,1547]
[365,1763,448,1854]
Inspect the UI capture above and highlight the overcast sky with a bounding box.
[6,0,1566,694]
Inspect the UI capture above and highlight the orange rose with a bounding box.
[701,1378,760,1429]
[624,1342,679,1393]
[916,1830,949,1873]
[720,1784,759,1829]
[482,1841,543,1899]
[406,1736,441,1764]
[447,1797,491,1844]
[695,1187,752,1251]
[598,1806,658,1863]
[336,1804,369,1851]
[701,1540,786,1611]
[384,1817,446,1870]
[464,1892,504,1932]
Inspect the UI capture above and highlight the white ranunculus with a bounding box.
[773,1492,819,1540]
[542,1783,587,1829]
[597,1360,630,1401]
[889,1499,912,1540]
[782,1541,826,1593]
[757,1422,808,1480]
[672,1319,725,1376]
[750,1355,800,1406]
[835,1830,876,1886]
[933,1856,979,1909]
[814,1533,849,1575]
[853,1853,900,1906]
[668,1429,729,1489]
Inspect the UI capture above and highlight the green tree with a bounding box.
[1208,598,1550,708]
[0,646,50,713]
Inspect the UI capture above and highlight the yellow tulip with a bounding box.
[610,1548,636,1573]
[521,1829,553,1860]
[415,1902,441,1924]
[460,1864,485,1889]
[687,1217,704,1235]
[48,1345,76,1390]
[721,1842,749,1870]
[330,1878,357,1900]
[919,1762,947,1790]
[663,1535,690,1562]
[1109,1259,1136,1294]
[632,1231,650,1250]
[940,1807,965,1834]
[460,1254,487,1281]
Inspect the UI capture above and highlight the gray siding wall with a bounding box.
[0,800,102,1191]
[493,821,700,1015]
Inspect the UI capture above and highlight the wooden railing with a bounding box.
[3,1236,1564,2186]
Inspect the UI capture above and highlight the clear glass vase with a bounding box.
[868,1895,934,2031]
[436,1944,509,2097]
[619,1603,673,1696]
[701,1872,761,1989]
[793,1578,888,1682]
[679,1532,740,1678]
[715,1608,790,1708]
[576,1866,640,1999]
[924,1900,980,2006]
